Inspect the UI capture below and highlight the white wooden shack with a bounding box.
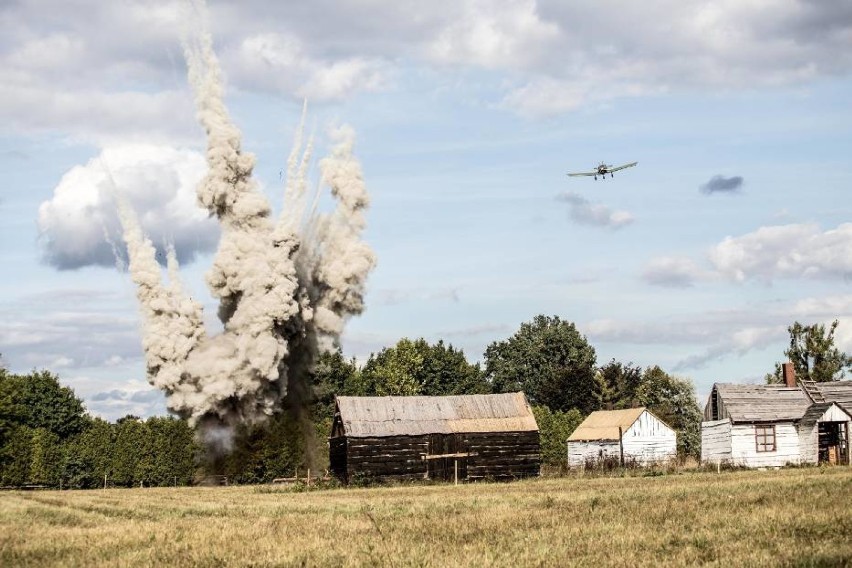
[567,407,677,467]
[701,365,852,468]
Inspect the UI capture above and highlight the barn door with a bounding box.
[427,434,467,481]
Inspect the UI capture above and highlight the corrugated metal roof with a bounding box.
[713,381,852,423]
[336,392,538,437]
[567,407,646,442]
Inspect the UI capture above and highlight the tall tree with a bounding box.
[413,340,489,396]
[359,338,487,397]
[596,359,644,409]
[484,315,597,413]
[0,370,86,438]
[766,320,852,383]
[636,366,702,458]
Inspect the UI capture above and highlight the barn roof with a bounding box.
[335,392,538,438]
[711,381,852,423]
[567,407,650,442]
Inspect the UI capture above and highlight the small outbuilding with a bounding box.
[701,366,852,468]
[567,407,677,467]
[329,392,540,483]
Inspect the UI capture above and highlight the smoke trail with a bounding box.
[117,2,375,460]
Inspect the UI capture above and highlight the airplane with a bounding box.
[567,161,638,180]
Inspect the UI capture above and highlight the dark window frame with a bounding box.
[755,424,776,452]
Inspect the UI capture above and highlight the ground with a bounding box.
[1,468,850,567]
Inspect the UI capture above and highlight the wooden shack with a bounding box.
[329,392,540,482]
[701,379,852,467]
[567,407,677,467]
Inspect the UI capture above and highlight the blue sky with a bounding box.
[1,0,851,420]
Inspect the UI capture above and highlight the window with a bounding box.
[755,425,776,452]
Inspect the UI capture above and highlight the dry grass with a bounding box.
[1,467,850,567]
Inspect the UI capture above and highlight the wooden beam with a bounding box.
[421,452,477,460]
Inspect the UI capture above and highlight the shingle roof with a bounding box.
[815,382,852,408]
[335,392,538,438]
[567,407,647,442]
[711,381,852,423]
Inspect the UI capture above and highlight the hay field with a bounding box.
[1,468,850,567]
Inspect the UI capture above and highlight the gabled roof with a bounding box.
[710,381,852,423]
[334,392,538,438]
[798,402,852,426]
[568,407,650,442]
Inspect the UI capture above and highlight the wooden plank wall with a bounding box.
[345,435,429,481]
[567,441,621,467]
[700,419,732,464]
[338,431,540,482]
[621,411,677,465]
[730,422,800,467]
[466,431,540,480]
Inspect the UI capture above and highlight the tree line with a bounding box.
[3,315,846,488]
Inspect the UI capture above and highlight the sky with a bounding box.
[1,0,851,420]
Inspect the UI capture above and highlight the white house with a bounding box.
[701,365,852,468]
[567,407,677,467]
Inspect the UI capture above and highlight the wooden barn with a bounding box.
[328,392,540,483]
[701,365,852,468]
[567,407,677,467]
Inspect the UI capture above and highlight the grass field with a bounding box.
[1,468,850,567]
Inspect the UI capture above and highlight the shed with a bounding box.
[329,392,540,482]
[701,378,852,467]
[567,407,677,467]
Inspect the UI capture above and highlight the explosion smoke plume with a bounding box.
[117,7,375,456]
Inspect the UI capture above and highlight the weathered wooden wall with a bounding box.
[701,418,732,464]
[329,437,347,479]
[466,431,540,480]
[730,422,800,467]
[331,431,540,482]
[567,441,621,467]
[342,435,429,481]
[622,411,677,465]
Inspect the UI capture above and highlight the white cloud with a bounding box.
[641,256,704,288]
[427,0,559,69]
[587,294,852,371]
[37,144,219,270]
[2,0,850,138]
[556,191,634,229]
[709,223,852,283]
[224,32,389,101]
[644,223,852,287]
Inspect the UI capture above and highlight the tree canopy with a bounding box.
[766,320,852,383]
[484,315,597,414]
[359,338,488,397]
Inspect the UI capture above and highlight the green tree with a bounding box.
[110,416,149,486]
[414,340,489,396]
[311,349,361,421]
[596,359,644,409]
[766,320,852,383]
[637,366,702,458]
[0,370,86,438]
[147,416,198,486]
[28,428,62,486]
[484,315,598,414]
[532,405,583,467]
[360,338,424,396]
[62,417,115,489]
[0,425,33,486]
